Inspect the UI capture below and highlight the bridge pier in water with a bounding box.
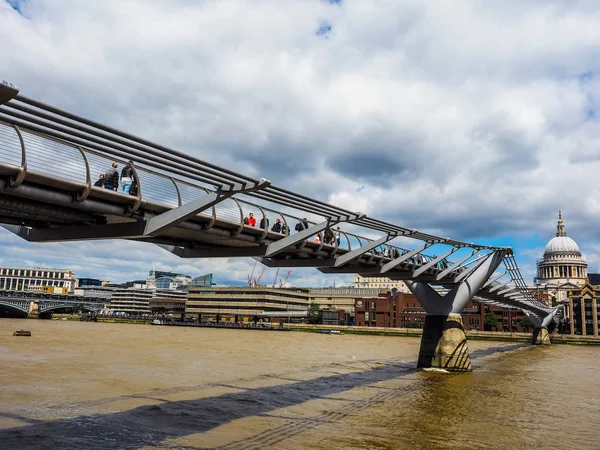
[27,301,39,319]
[530,309,559,345]
[532,327,551,345]
[407,251,506,372]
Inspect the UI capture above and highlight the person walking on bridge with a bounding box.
[104,162,119,191]
[93,174,105,187]
[120,161,134,194]
[271,218,282,233]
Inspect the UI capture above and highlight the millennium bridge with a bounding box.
[0,80,559,372]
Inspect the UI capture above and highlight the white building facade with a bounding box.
[0,266,76,292]
[353,274,408,293]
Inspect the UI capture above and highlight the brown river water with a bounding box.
[0,319,598,449]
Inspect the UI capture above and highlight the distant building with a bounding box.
[150,290,187,317]
[0,266,76,292]
[308,287,383,313]
[107,288,153,315]
[587,273,600,285]
[186,286,310,320]
[566,283,600,336]
[155,276,186,290]
[353,291,526,332]
[149,270,192,288]
[73,286,117,299]
[190,274,214,287]
[353,274,408,292]
[77,278,104,287]
[105,280,148,289]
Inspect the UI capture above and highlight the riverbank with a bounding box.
[282,323,600,345]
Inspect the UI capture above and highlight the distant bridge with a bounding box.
[0,289,105,317]
[0,80,559,371]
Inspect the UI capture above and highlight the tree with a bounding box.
[518,316,531,332]
[484,311,499,331]
[406,319,421,329]
[307,302,321,324]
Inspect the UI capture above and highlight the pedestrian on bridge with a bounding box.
[104,162,119,191]
[120,161,134,194]
[271,219,282,233]
[93,174,105,187]
[247,212,256,227]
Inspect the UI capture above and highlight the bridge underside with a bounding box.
[0,301,28,318]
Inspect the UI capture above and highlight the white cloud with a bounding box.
[1,0,600,284]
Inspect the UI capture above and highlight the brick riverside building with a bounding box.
[354,291,528,332]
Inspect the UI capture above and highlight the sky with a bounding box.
[1,0,600,287]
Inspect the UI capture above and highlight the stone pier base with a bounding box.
[418,315,472,372]
[532,327,551,345]
[27,301,39,319]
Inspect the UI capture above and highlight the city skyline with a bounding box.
[2,1,600,286]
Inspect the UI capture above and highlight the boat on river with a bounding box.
[13,330,31,336]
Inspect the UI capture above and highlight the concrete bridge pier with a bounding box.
[406,251,505,373]
[529,308,559,345]
[532,327,550,345]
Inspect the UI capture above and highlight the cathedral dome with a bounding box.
[537,211,587,288]
[544,236,581,255]
[543,211,582,256]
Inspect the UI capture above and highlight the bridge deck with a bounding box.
[0,84,557,322]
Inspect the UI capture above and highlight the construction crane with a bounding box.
[279,269,292,287]
[254,266,266,287]
[247,260,258,287]
[272,268,280,288]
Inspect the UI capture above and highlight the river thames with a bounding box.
[0,319,598,449]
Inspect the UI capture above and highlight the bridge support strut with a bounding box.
[406,250,505,373]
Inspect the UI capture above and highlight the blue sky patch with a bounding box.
[6,0,23,14]
[316,22,332,37]
[578,71,593,83]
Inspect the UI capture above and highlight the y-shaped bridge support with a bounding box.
[406,251,506,372]
[529,308,560,345]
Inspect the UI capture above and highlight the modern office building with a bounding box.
[150,290,188,316]
[190,273,214,287]
[185,285,387,321]
[106,288,153,315]
[76,278,111,287]
[149,270,192,288]
[73,286,117,299]
[0,266,76,292]
[186,286,310,320]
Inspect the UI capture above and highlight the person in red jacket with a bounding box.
[248,212,256,227]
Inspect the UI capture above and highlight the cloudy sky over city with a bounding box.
[2,0,600,286]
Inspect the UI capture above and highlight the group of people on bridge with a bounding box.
[93,161,137,195]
